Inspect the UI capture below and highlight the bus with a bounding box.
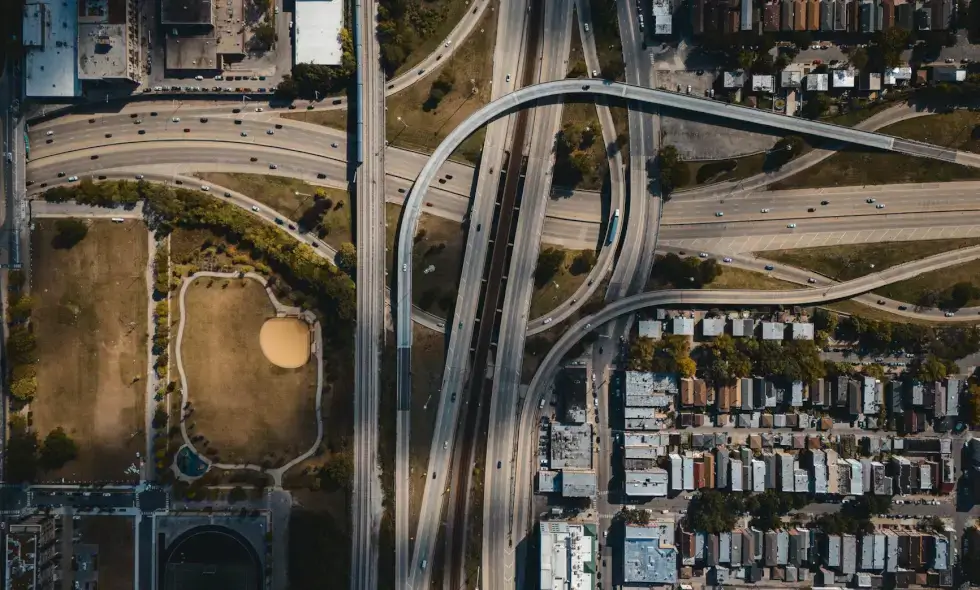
[606,208,621,246]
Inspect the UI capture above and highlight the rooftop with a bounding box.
[624,526,678,585]
[540,521,596,590]
[165,35,218,70]
[24,0,81,98]
[295,0,345,66]
[162,0,213,25]
[550,423,593,470]
[77,23,133,80]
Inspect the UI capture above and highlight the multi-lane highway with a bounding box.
[351,0,385,589]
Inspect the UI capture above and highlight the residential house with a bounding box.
[834,0,849,28]
[781,70,803,88]
[781,0,796,29]
[794,0,808,27]
[932,66,966,82]
[723,70,747,88]
[791,322,814,340]
[653,0,674,34]
[742,0,755,29]
[894,0,913,28]
[808,0,821,27]
[881,0,896,26]
[673,316,695,336]
[693,0,707,33]
[752,74,775,92]
[639,319,663,340]
[932,0,953,29]
[732,317,755,337]
[832,68,856,88]
[762,321,784,340]
[764,0,781,29]
[702,317,726,337]
[820,0,836,28]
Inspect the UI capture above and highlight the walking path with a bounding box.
[173,271,324,487]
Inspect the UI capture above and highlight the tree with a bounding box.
[335,242,357,276]
[966,383,980,426]
[677,356,697,378]
[6,428,39,483]
[569,251,597,275]
[425,70,455,110]
[321,452,353,489]
[621,506,651,525]
[630,337,658,371]
[863,363,886,381]
[687,489,743,533]
[253,22,276,49]
[39,427,78,471]
[802,93,830,119]
[8,295,33,323]
[765,136,805,170]
[849,47,870,71]
[9,376,37,402]
[942,281,979,309]
[52,219,89,249]
[657,145,689,195]
[534,248,566,287]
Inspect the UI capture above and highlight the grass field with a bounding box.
[821,300,973,326]
[76,516,134,590]
[385,5,497,162]
[773,111,980,189]
[874,258,980,308]
[31,219,147,481]
[386,203,464,316]
[677,152,769,190]
[408,325,446,541]
[530,249,595,320]
[555,100,608,191]
[707,266,796,290]
[392,0,484,78]
[180,277,317,466]
[761,239,980,282]
[280,109,348,132]
[194,173,351,249]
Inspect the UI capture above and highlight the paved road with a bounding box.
[352,1,385,590]
[481,1,574,588]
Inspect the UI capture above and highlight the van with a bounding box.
[539,398,545,409]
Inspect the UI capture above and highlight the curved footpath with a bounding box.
[509,244,980,550]
[173,271,324,487]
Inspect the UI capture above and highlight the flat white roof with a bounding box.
[540,522,595,590]
[24,0,81,98]
[294,0,344,66]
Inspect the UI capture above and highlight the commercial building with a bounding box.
[540,521,596,590]
[295,0,345,66]
[624,526,678,586]
[653,0,674,34]
[626,469,669,497]
[163,0,245,72]
[77,0,142,86]
[550,423,593,470]
[23,0,81,98]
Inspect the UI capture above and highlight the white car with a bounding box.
[715,211,724,217]
[444,41,451,47]
[201,185,210,191]
[241,131,248,137]
[331,142,339,148]
[135,174,144,180]
[876,203,886,209]
[787,223,797,228]
[251,205,260,212]
[194,75,204,81]
[269,163,278,169]
[255,107,264,112]
[866,197,876,203]
[543,318,553,324]
[584,23,590,32]
[760,208,770,213]
[723,257,733,263]
[698,252,708,258]
[172,117,180,122]
[266,129,275,135]
[45,130,54,136]
[808,278,817,283]
[402,263,408,271]
[67,175,78,182]
[214,75,223,80]
[945,312,955,317]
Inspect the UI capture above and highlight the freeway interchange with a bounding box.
[17,56,980,590]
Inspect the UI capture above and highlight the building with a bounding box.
[23,0,81,98]
[732,318,755,337]
[752,74,775,92]
[625,372,676,410]
[624,526,678,586]
[294,0,346,66]
[761,321,784,340]
[562,472,598,497]
[560,368,589,423]
[832,69,856,88]
[673,316,695,336]
[842,535,858,574]
[540,521,596,590]
[781,0,796,30]
[894,0,914,26]
[763,0,781,28]
[723,70,747,88]
[808,0,822,27]
[820,0,836,28]
[654,0,674,34]
[77,0,142,86]
[550,423,593,470]
[932,0,954,29]
[791,322,814,340]
[702,317,726,337]
[781,70,803,88]
[834,0,849,28]
[742,0,755,28]
[627,470,669,497]
[932,66,966,82]
[639,320,663,340]
[794,0,808,27]
[693,0,707,33]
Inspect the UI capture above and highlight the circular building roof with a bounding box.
[161,525,261,590]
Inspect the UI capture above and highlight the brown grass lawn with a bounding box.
[386,4,497,163]
[280,109,348,132]
[707,266,796,290]
[530,248,594,321]
[76,516,134,590]
[761,238,980,281]
[773,110,980,189]
[31,219,147,482]
[194,174,352,249]
[874,258,980,308]
[408,325,446,542]
[385,203,464,317]
[822,300,978,326]
[677,152,769,190]
[180,277,317,466]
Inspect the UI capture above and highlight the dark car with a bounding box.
[807,207,815,212]
[27,180,34,186]
[497,461,502,469]
[275,123,283,129]
[250,157,258,162]
[138,129,146,134]
[105,133,112,138]
[332,98,343,105]
[224,192,232,197]
[233,108,241,113]
[175,180,183,185]
[200,117,209,123]
[90,155,99,160]
[46,139,53,144]
[235,119,243,125]
[130,113,139,118]
[88,118,96,123]
[898,305,908,310]
[98,175,107,180]
[317,173,327,179]
[820,200,829,205]
[58,172,66,177]
[40,182,47,188]
[764,264,774,271]
[150,111,158,116]
[184,128,191,133]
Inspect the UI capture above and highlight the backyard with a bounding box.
[30,219,148,481]
[179,277,318,466]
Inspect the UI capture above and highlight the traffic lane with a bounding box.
[32,491,136,509]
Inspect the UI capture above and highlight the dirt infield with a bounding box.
[181,278,317,465]
[31,220,148,481]
[259,318,311,369]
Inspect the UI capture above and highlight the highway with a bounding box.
[480,0,575,587]
[352,0,385,589]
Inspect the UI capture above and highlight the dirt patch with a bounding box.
[75,516,135,590]
[260,318,311,369]
[181,277,317,466]
[31,219,148,481]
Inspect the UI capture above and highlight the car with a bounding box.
[317,173,327,179]
[946,312,955,317]
[402,263,408,271]
[90,154,99,159]
[592,69,598,77]
[235,119,243,125]
[214,75,223,80]
[201,185,210,191]
[269,163,278,169]
[808,207,815,212]
[184,128,191,133]
[223,192,232,197]
[715,211,724,217]
[175,180,183,185]
[275,123,283,129]
[808,278,817,283]
[582,84,591,90]
[877,299,886,305]
[723,257,733,263]
[443,441,448,449]
[233,108,241,113]
[46,138,53,143]
[497,461,502,468]
[98,175,107,180]
[194,75,204,81]
[698,252,708,258]
[820,200,829,205]
[266,129,274,135]
[58,172,66,177]
[787,223,797,228]
[40,182,47,188]
[876,203,885,209]
[105,133,113,138]
[45,130,54,136]
[135,174,144,180]
[172,117,180,122]
[89,118,96,123]
[760,208,770,213]
[274,218,283,225]
[544,317,553,324]
[866,197,876,203]
[200,117,209,123]
[251,205,260,212]
[68,176,78,182]
[506,74,512,82]
[764,264,774,271]
[255,107,263,112]
[250,156,258,162]
[418,68,426,75]
[134,119,142,124]
[584,23,590,31]
[945,57,955,63]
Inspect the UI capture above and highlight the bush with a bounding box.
[39,427,78,471]
[534,248,566,287]
[695,160,737,184]
[52,219,89,249]
[569,251,597,275]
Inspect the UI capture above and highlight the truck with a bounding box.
[606,208,621,246]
